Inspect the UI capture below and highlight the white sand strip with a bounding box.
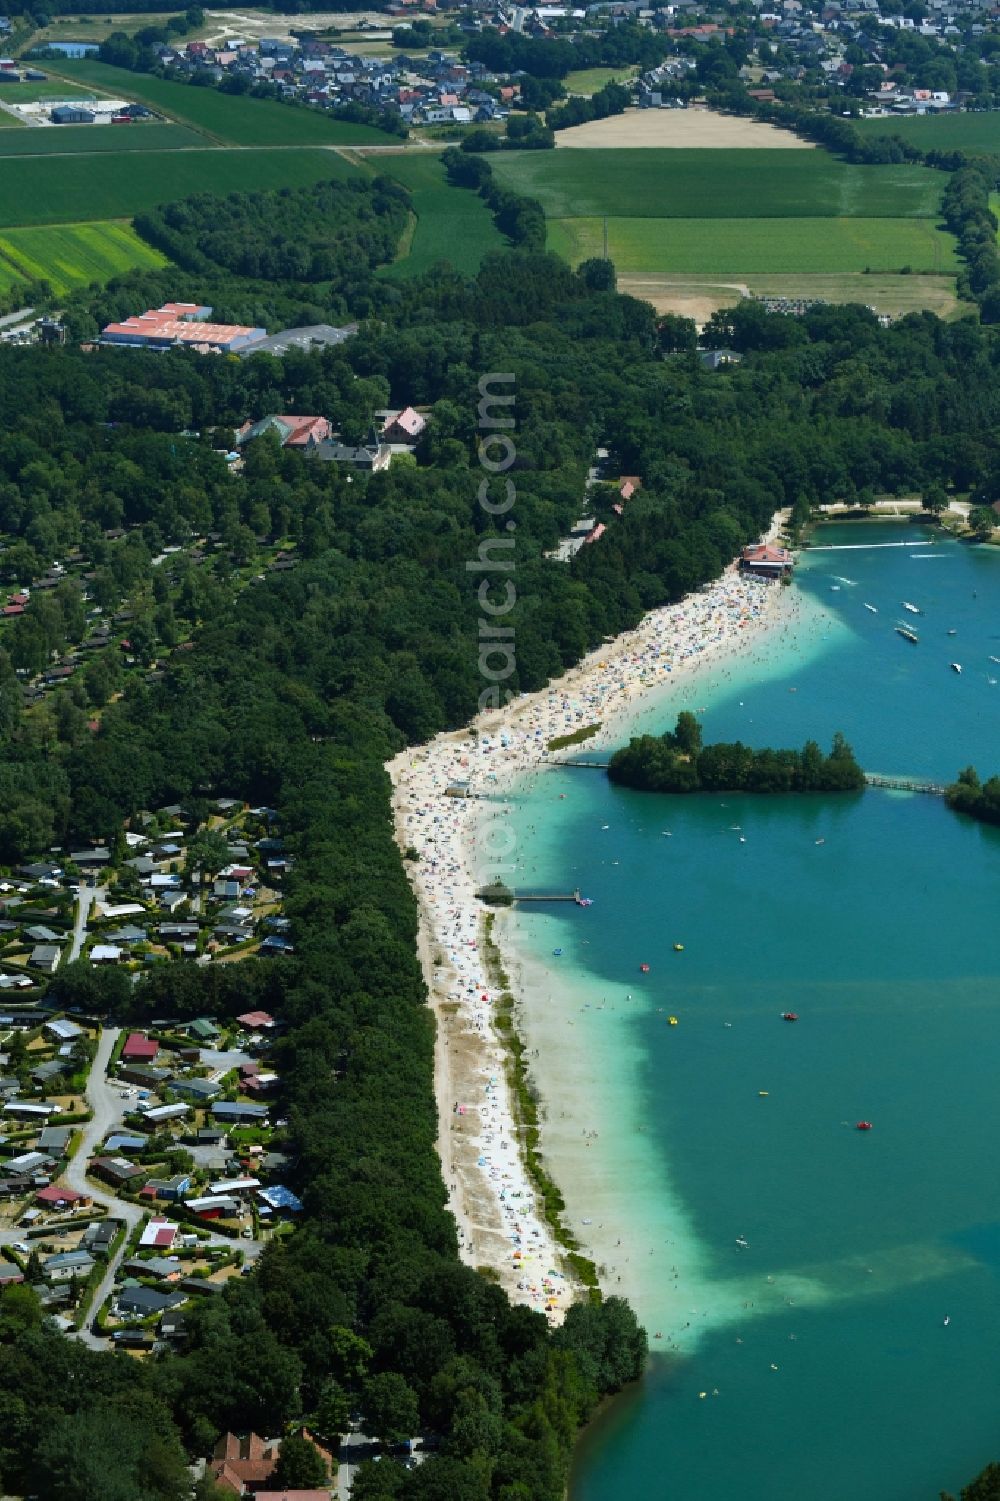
[387,513,794,1321]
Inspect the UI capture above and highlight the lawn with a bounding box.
[28,13,184,44]
[0,219,168,293]
[376,154,506,278]
[49,59,403,145]
[548,216,960,274]
[564,67,638,96]
[0,80,105,103]
[492,149,945,219]
[0,111,24,128]
[855,112,1000,153]
[0,147,360,226]
[0,123,208,155]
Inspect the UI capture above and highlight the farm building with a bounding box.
[51,105,94,124]
[101,303,266,355]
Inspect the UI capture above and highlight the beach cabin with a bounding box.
[740,543,793,580]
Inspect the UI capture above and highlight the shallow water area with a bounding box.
[493,523,1000,1501]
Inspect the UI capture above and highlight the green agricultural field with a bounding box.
[28,13,183,45]
[492,148,945,219]
[549,216,959,274]
[0,219,168,293]
[0,80,102,103]
[0,147,360,227]
[855,112,1000,153]
[564,67,638,96]
[49,59,402,145]
[0,123,208,155]
[376,154,506,278]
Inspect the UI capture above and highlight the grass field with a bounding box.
[26,13,182,44]
[375,154,505,278]
[0,123,208,155]
[548,216,959,274]
[564,67,638,96]
[50,59,402,145]
[0,147,359,227]
[856,112,1000,153]
[0,110,24,128]
[0,219,168,293]
[0,80,102,103]
[493,149,945,218]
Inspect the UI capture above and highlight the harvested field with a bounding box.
[553,107,812,149]
[619,272,963,325]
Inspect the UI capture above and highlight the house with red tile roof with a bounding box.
[209,1431,281,1494]
[381,406,427,443]
[122,1033,159,1063]
[36,1184,88,1209]
[236,415,332,450]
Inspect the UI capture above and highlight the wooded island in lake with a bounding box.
[607,713,865,794]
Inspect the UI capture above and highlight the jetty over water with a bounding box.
[477,884,583,905]
[863,773,945,794]
[804,541,931,552]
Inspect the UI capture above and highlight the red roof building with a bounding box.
[236,1010,274,1030]
[122,1033,159,1063]
[210,1432,281,1495]
[101,304,266,354]
[740,543,793,578]
[36,1184,87,1209]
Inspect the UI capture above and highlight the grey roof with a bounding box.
[238,322,357,358]
[114,1286,186,1315]
[211,1101,268,1121]
[38,1125,72,1152]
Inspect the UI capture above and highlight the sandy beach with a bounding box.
[387,516,797,1322]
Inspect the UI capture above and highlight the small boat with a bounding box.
[830,585,841,592]
[856,1120,873,1131]
[552,948,563,957]
[990,656,1000,666]
[943,1316,951,1327]
[815,838,826,846]
[864,603,878,614]
[902,601,921,614]
[781,1012,799,1022]
[640,963,650,973]
[950,662,962,674]
[947,629,957,636]
[758,1090,769,1097]
[735,1236,749,1249]
[668,1016,678,1026]
[673,943,684,952]
[895,623,919,644]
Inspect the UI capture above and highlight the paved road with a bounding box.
[63,1027,143,1347]
[66,881,97,964]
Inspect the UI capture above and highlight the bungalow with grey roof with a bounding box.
[43,1249,95,1281]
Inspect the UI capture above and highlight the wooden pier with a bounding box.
[557,758,610,769]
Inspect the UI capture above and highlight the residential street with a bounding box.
[63,1026,143,1348]
[66,880,97,964]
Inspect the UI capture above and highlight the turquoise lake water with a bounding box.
[500,523,1000,1501]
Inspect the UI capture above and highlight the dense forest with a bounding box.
[135,177,410,287]
[3,163,1000,1494]
[607,713,866,793]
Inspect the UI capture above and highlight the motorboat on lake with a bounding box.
[895,622,919,644]
[950,662,962,674]
[856,1121,873,1131]
[902,601,921,614]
